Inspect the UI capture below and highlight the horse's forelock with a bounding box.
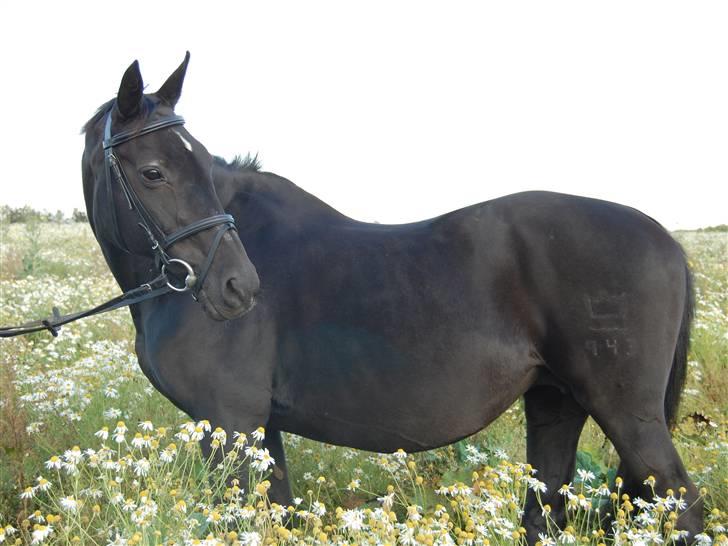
[81,96,158,135]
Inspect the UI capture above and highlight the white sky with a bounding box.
[1,1,726,229]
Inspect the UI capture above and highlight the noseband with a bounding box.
[103,107,236,297]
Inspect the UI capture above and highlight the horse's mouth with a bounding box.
[196,288,256,321]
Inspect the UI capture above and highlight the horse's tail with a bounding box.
[664,259,694,429]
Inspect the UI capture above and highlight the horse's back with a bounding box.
[475,191,687,305]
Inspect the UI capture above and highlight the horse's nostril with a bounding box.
[223,276,255,309]
[224,277,242,300]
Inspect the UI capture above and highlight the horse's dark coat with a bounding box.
[81,56,703,542]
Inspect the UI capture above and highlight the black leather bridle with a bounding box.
[102,106,236,297]
[0,106,239,338]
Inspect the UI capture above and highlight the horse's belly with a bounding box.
[272,326,540,452]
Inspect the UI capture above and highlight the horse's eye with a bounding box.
[142,167,164,182]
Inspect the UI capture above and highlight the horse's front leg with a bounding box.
[148,301,283,505]
[198,414,273,502]
[191,361,279,506]
[262,428,293,506]
[200,424,292,507]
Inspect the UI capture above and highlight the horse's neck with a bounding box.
[96,239,153,294]
[84,207,147,297]
[213,167,347,235]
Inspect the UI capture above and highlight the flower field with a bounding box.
[0,221,726,545]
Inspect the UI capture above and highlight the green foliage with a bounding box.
[71,208,88,223]
[20,218,42,275]
[0,205,65,224]
[696,224,728,233]
[575,450,617,489]
[0,205,88,225]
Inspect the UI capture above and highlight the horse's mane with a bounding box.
[81,99,115,134]
[213,154,261,173]
[82,99,261,173]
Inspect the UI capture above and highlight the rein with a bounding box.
[0,105,236,338]
[0,274,172,338]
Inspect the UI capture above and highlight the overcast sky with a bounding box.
[1,1,726,229]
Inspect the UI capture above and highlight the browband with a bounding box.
[104,115,185,149]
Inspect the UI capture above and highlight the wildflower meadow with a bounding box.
[1,217,726,545]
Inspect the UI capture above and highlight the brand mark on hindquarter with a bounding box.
[585,293,628,331]
[584,337,633,358]
[584,293,634,359]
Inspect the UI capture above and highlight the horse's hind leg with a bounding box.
[613,460,643,505]
[555,328,704,539]
[523,385,588,544]
[581,390,703,539]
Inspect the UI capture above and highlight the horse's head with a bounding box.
[82,53,260,320]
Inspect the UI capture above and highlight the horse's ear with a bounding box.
[156,51,190,108]
[116,60,144,119]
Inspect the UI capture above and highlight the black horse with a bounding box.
[81,55,702,542]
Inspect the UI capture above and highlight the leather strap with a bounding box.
[0,274,172,338]
[103,116,185,149]
[193,222,237,295]
[163,214,236,249]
